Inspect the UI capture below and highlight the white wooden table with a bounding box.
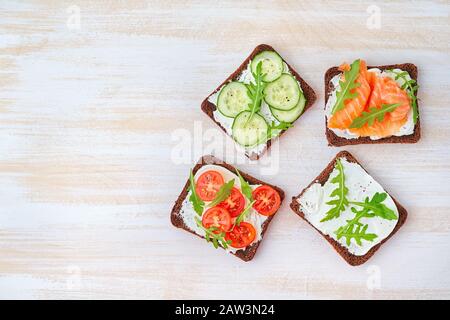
[0,0,449,299]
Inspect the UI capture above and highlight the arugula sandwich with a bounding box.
[290,151,407,266]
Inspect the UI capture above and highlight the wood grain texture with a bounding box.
[0,0,449,299]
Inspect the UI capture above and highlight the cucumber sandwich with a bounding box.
[201,44,316,160]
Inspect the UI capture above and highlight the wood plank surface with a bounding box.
[0,0,449,299]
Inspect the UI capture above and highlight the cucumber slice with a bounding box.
[251,51,283,82]
[263,74,300,111]
[232,111,268,147]
[270,92,306,122]
[217,82,251,118]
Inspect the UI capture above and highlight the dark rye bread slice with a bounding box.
[325,63,421,146]
[290,150,408,266]
[171,155,285,262]
[201,44,317,160]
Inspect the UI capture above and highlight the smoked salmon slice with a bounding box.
[349,73,410,137]
[328,60,411,138]
[328,61,371,130]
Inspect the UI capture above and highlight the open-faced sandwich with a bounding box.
[171,155,284,261]
[202,44,316,160]
[290,151,407,266]
[325,59,420,146]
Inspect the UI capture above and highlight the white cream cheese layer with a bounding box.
[178,164,268,254]
[296,158,399,256]
[209,62,303,157]
[325,68,415,140]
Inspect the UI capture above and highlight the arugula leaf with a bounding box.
[267,121,292,139]
[257,121,293,144]
[195,216,232,249]
[331,59,361,115]
[245,61,266,125]
[336,223,377,246]
[235,200,256,226]
[188,169,204,216]
[321,160,398,247]
[334,192,397,247]
[236,169,253,201]
[207,179,235,207]
[349,103,400,129]
[334,205,374,246]
[349,192,397,220]
[387,69,419,124]
[321,159,349,222]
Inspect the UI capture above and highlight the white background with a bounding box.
[0,0,449,299]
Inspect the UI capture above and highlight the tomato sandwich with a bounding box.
[171,155,284,261]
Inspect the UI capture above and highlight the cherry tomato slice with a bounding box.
[252,185,281,216]
[195,170,224,201]
[225,222,256,248]
[217,187,245,218]
[202,207,232,234]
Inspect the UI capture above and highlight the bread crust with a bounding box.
[324,63,421,146]
[290,150,408,266]
[171,155,285,262]
[201,44,317,160]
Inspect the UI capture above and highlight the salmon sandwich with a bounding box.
[325,59,420,146]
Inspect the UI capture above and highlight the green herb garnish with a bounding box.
[236,169,253,201]
[207,179,235,207]
[386,69,419,124]
[331,59,361,115]
[335,208,378,246]
[321,159,349,222]
[195,216,232,249]
[349,192,398,221]
[335,192,397,246]
[259,121,293,144]
[188,169,204,216]
[267,121,292,138]
[235,200,256,226]
[245,61,266,125]
[320,159,399,247]
[349,103,400,129]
